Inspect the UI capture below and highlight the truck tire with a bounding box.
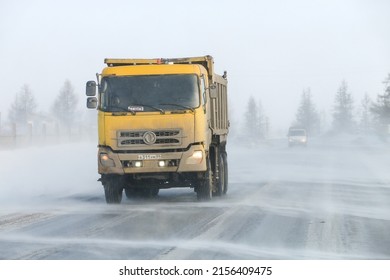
[214,152,226,196]
[104,179,123,204]
[197,157,213,201]
[222,152,228,195]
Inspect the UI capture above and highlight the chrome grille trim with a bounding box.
[118,129,182,147]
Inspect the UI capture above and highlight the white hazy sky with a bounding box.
[1,0,389,134]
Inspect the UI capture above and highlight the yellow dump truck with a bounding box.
[86,55,229,203]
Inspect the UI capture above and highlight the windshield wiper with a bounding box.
[131,104,165,114]
[160,103,194,112]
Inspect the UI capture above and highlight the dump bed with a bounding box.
[210,74,229,136]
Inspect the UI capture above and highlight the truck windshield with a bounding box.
[100,74,200,112]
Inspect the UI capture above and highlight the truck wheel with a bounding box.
[222,152,228,195]
[214,152,226,196]
[197,158,213,201]
[104,179,123,204]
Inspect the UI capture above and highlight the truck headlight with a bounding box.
[186,150,203,164]
[99,153,115,167]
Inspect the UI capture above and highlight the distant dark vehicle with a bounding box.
[288,128,307,147]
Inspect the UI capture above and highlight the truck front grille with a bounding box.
[118,129,182,147]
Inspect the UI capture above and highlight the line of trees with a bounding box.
[243,96,269,140]
[8,84,38,125]
[4,80,80,136]
[295,74,390,136]
[4,73,390,142]
[51,80,79,134]
[239,73,390,141]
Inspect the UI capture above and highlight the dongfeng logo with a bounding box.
[143,131,157,145]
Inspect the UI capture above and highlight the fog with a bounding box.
[1,0,390,261]
[1,135,390,259]
[0,142,100,208]
[1,0,390,132]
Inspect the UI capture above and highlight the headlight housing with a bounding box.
[99,153,115,167]
[186,150,203,164]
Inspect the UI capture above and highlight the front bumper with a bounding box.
[288,138,307,145]
[98,144,207,175]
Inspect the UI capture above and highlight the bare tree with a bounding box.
[256,99,268,139]
[244,96,267,141]
[244,96,257,137]
[332,80,355,133]
[359,93,373,134]
[8,84,37,125]
[52,80,78,133]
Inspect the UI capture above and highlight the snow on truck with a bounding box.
[86,55,229,204]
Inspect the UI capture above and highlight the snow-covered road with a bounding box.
[1,137,390,259]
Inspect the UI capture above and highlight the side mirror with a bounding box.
[87,97,97,109]
[86,81,97,96]
[209,83,217,99]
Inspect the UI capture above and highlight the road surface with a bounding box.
[1,136,390,259]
